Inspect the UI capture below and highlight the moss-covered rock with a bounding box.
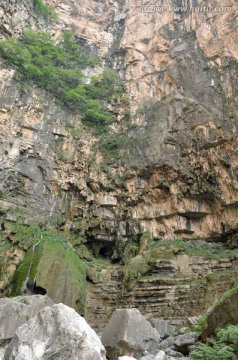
[7,229,87,315]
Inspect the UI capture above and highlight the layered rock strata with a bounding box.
[0,0,238,331]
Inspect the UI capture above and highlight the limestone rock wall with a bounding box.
[85,253,238,331]
[0,0,238,329]
[0,0,237,244]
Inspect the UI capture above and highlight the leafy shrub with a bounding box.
[189,325,238,360]
[99,132,123,159]
[189,341,236,360]
[123,254,150,290]
[33,0,57,20]
[218,325,238,351]
[192,315,207,333]
[151,239,238,260]
[0,30,124,133]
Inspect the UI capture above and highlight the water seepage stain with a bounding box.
[20,235,46,295]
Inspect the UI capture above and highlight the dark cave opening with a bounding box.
[99,246,109,257]
[99,246,108,257]
[26,281,47,296]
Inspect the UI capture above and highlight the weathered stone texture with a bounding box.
[4,303,106,360]
[205,288,238,336]
[0,295,53,340]
[85,254,238,330]
[0,0,238,336]
[101,308,160,359]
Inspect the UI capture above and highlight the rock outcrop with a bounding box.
[0,295,53,340]
[0,0,237,252]
[101,308,160,359]
[204,288,238,337]
[4,303,106,360]
[85,251,238,330]
[0,0,238,339]
[174,332,198,356]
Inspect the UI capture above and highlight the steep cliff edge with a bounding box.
[0,0,238,326]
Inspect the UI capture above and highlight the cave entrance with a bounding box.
[26,281,47,296]
[99,245,112,258]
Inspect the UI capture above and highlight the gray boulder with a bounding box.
[178,327,189,335]
[140,356,154,360]
[101,308,160,359]
[174,332,198,355]
[118,357,137,360]
[154,352,166,360]
[0,295,54,340]
[4,303,106,360]
[158,336,175,350]
[0,349,5,360]
[150,319,177,338]
[165,349,184,358]
[140,351,167,360]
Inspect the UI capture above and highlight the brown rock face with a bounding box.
[0,0,238,328]
[0,0,237,244]
[85,253,238,331]
[1,0,238,244]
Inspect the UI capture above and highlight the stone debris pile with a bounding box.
[0,297,200,359]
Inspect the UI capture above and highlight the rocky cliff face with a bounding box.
[0,0,238,327]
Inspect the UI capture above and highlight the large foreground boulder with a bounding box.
[204,288,238,337]
[4,303,106,360]
[101,308,160,359]
[0,295,53,340]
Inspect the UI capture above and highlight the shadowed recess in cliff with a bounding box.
[26,281,47,295]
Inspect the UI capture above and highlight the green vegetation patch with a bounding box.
[99,131,124,163]
[192,315,208,333]
[10,238,43,296]
[33,0,57,20]
[151,239,238,260]
[121,235,238,291]
[0,30,125,134]
[189,325,238,360]
[8,227,87,314]
[123,254,150,290]
[5,221,42,250]
[36,232,87,314]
